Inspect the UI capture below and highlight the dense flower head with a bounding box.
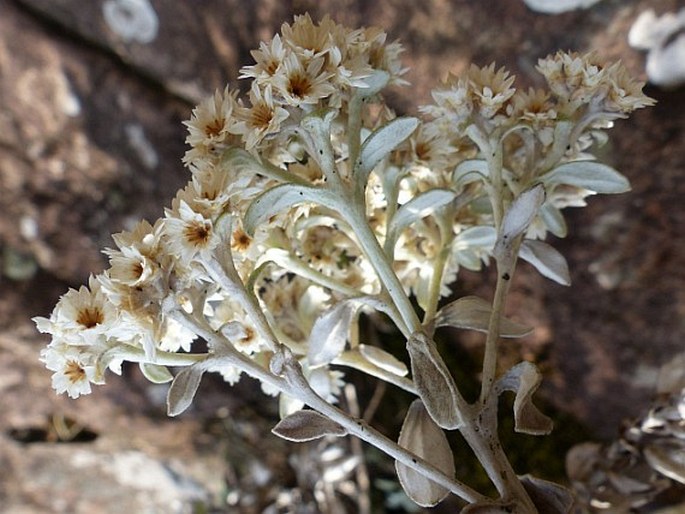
[536,50,655,116]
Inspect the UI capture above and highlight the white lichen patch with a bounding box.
[103,0,159,44]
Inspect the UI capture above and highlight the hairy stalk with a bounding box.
[347,95,363,180]
[280,353,489,505]
[173,309,487,505]
[479,261,513,404]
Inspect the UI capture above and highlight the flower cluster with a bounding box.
[35,15,653,406]
[35,13,655,512]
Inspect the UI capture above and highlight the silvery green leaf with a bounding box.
[300,110,337,181]
[453,159,489,187]
[539,203,568,238]
[395,400,455,507]
[519,240,571,286]
[519,475,574,514]
[454,226,497,248]
[387,188,456,247]
[222,147,304,184]
[501,184,546,241]
[435,296,533,338]
[359,344,409,377]
[542,161,631,194]
[406,332,462,429]
[355,117,419,181]
[272,410,348,442]
[494,184,546,267]
[453,226,497,271]
[308,298,366,367]
[356,69,390,97]
[166,363,206,416]
[243,183,335,236]
[139,362,173,384]
[495,361,553,435]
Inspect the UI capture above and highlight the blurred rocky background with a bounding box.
[1,0,684,512]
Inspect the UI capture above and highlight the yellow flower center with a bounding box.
[65,360,86,384]
[184,220,212,247]
[77,307,104,328]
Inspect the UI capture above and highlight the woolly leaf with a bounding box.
[495,362,553,435]
[435,296,533,338]
[359,344,409,377]
[644,443,685,485]
[166,363,206,416]
[454,225,497,248]
[494,184,546,268]
[406,332,462,429]
[308,298,365,367]
[243,183,335,236]
[387,188,456,246]
[453,159,489,188]
[139,362,173,384]
[272,410,348,442]
[520,240,571,286]
[543,160,631,194]
[539,203,568,238]
[356,117,419,180]
[501,184,546,242]
[395,400,455,507]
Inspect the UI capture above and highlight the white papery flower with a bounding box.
[33,275,117,346]
[162,200,219,263]
[41,343,98,399]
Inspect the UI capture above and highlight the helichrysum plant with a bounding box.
[34,14,654,513]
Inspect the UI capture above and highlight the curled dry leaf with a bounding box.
[495,361,553,435]
[644,441,685,485]
[272,409,348,442]
[435,295,533,338]
[406,332,462,429]
[519,474,574,514]
[395,400,456,507]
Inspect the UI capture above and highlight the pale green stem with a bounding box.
[478,264,511,405]
[347,95,363,181]
[343,201,420,335]
[479,234,522,405]
[422,231,455,325]
[459,420,537,512]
